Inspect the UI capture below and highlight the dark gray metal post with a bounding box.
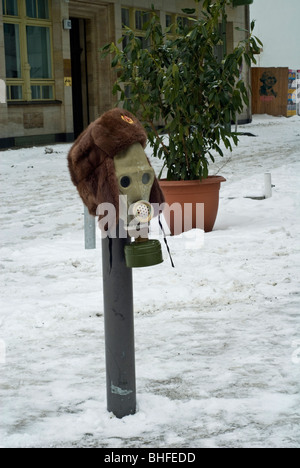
[101,231,136,418]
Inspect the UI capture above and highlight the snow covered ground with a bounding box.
[0,115,299,448]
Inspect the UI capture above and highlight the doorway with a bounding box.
[70,18,90,138]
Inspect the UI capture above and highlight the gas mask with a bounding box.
[114,142,163,268]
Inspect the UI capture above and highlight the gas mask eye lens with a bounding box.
[142,173,151,185]
[120,176,131,188]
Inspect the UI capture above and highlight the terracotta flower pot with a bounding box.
[159,176,226,235]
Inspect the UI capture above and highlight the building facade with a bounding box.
[0,0,251,149]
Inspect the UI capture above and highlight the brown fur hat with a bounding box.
[67,108,165,225]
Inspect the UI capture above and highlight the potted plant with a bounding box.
[101,0,262,233]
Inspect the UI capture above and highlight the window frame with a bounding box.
[3,0,55,102]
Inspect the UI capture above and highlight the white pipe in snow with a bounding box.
[264,173,272,199]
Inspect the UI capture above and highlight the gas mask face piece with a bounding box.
[114,142,155,227]
[114,142,163,268]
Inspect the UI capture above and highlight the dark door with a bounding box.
[70,18,89,139]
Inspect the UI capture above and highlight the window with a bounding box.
[4,23,21,78]
[2,0,54,101]
[214,23,225,62]
[2,0,18,16]
[165,13,196,36]
[121,7,152,50]
[27,26,52,79]
[134,10,151,31]
[26,0,50,19]
[121,7,130,29]
[165,14,172,29]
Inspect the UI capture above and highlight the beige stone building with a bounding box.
[0,0,251,149]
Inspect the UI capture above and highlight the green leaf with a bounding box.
[181,8,196,14]
[254,35,263,47]
[172,63,179,77]
[235,26,248,33]
[202,162,208,179]
[112,83,121,95]
[244,53,251,67]
[111,55,119,67]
